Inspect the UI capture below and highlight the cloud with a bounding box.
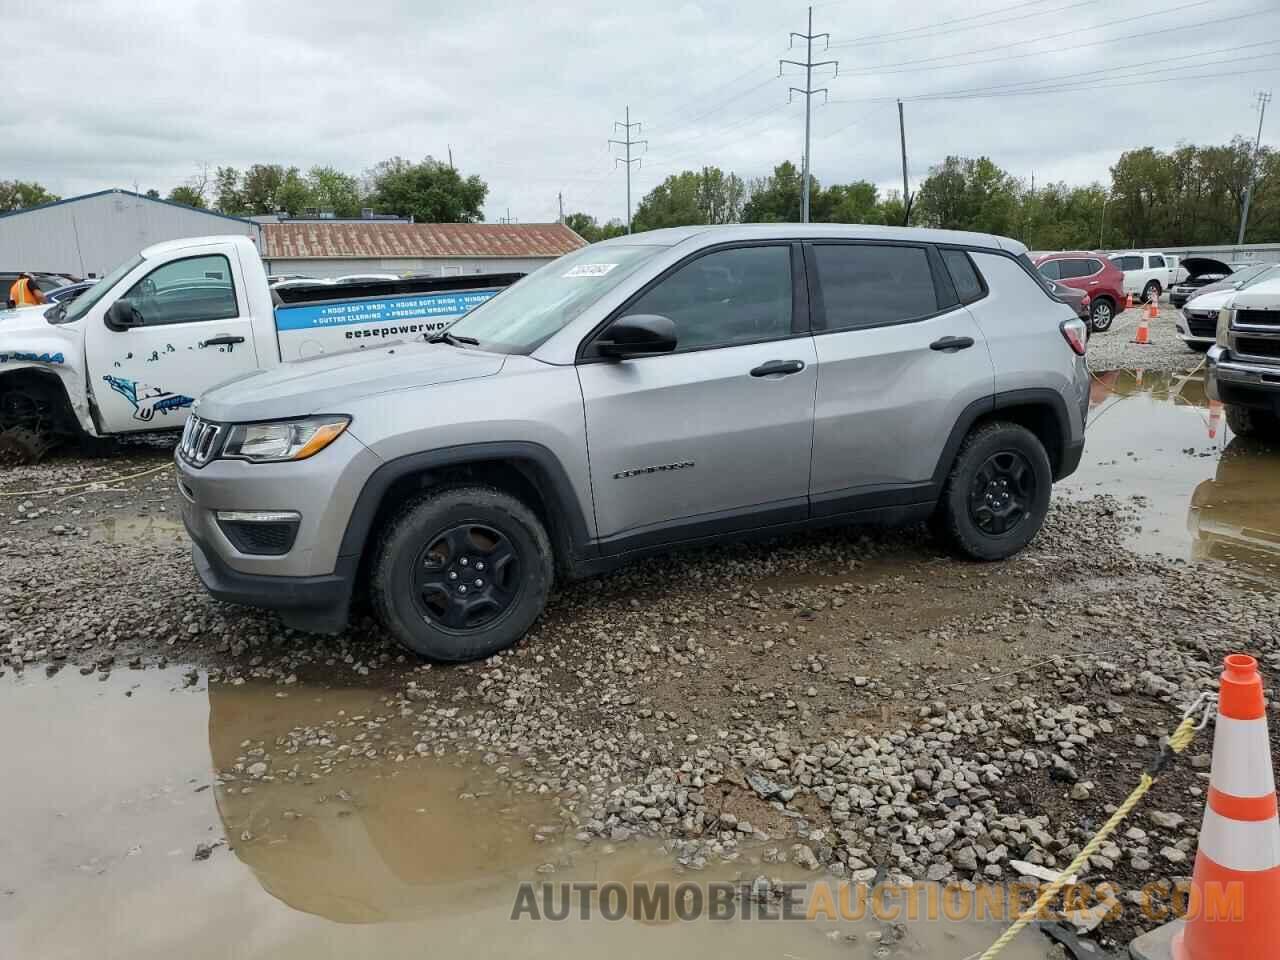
[1,0,1272,223]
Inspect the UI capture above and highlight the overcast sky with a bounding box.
[3,0,1277,224]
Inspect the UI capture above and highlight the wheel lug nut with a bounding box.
[459,585,468,594]
[476,562,485,571]
[448,571,458,580]
[474,578,483,587]
[460,558,469,566]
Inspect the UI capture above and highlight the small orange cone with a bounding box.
[1133,316,1151,345]
[1147,297,1160,320]
[1126,292,1135,310]
[1208,399,1223,440]
[1172,654,1280,960]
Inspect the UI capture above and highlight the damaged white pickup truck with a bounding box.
[0,235,516,462]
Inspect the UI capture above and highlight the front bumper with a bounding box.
[187,529,357,634]
[1206,346,1280,412]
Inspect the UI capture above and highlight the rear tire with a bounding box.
[936,421,1052,561]
[1225,403,1280,440]
[1142,281,1161,304]
[370,485,553,661]
[1090,298,1115,332]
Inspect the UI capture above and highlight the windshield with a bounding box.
[1236,263,1278,287]
[446,244,664,353]
[51,254,144,324]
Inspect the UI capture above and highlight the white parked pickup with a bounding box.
[1108,251,1182,303]
[0,235,517,462]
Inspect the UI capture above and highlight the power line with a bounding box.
[781,5,838,223]
[834,0,1214,72]
[829,0,1097,49]
[909,66,1280,102]
[835,5,1273,79]
[815,0,1064,42]
[1239,90,1272,244]
[609,106,647,233]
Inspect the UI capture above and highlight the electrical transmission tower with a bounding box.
[1238,90,1272,245]
[609,106,647,233]
[780,6,838,223]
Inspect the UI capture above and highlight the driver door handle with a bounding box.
[203,335,245,346]
[930,336,975,352]
[750,359,806,378]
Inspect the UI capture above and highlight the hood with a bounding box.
[197,340,506,422]
[1184,284,1241,311]
[0,306,80,366]
[1180,256,1233,280]
[1228,275,1280,312]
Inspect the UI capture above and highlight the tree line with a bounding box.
[4,138,1275,249]
[0,156,488,225]
[568,137,1279,249]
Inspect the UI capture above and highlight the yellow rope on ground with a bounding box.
[974,713,1201,960]
[0,461,173,497]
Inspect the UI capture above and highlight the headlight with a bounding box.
[221,416,350,463]
[1216,308,1232,349]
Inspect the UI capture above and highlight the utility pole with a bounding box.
[1099,194,1111,250]
[781,7,837,223]
[897,100,911,226]
[558,191,564,225]
[1238,91,1272,245]
[447,145,454,171]
[609,106,646,233]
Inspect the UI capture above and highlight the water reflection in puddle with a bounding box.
[0,670,1051,959]
[1064,368,1280,575]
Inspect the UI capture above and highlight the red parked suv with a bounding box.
[1032,252,1126,333]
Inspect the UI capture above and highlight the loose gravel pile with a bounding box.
[4,439,1278,951]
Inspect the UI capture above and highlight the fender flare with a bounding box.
[336,441,595,567]
[930,389,1074,485]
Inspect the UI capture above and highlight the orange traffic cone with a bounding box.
[1208,399,1223,440]
[1147,297,1160,320]
[1172,654,1280,960]
[1126,292,1135,310]
[1133,316,1151,345]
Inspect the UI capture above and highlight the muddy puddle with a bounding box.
[1,669,1052,959]
[1063,368,1280,577]
[89,511,185,543]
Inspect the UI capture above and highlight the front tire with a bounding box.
[1090,298,1114,332]
[1225,404,1280,440]
[370,485,553,661]
[936,422,1052,561]
[1142,281,1161,304]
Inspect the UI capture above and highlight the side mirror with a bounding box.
[104,300,144,331]
[595,314,677,359]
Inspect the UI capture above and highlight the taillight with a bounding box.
[1060,318,1088,355]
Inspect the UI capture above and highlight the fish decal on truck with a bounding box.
[102,375,194,422]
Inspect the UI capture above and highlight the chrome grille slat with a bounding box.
[178,415,223,468]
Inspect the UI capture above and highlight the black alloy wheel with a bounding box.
[967,450,1036,536]
[412,523,521,631]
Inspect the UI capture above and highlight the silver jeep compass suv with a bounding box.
[177,225,1090,661]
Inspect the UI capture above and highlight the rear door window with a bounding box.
[1037,259,1062,280]
[812,244,938,331]
[1148,255,1166,269]
[941,249,985,304]
[1057,259,1091,280]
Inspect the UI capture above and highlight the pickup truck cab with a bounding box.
[175,223,1091,662]
[1109,251,1180,303]
[0,236,514,463]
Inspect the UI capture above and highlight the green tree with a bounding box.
[167,185,206,208]
[742,161,805,222]
[214,166,246,215]
[363,156,487,222]
[306,165,361,218]
[564,212,627,243]
[814,180,881,224]
[0,180,59,212]
[241,164,288,215]
[274,166,314,216]
[144,188,160,199]
[632,166,747,230]
[914,156,1020,236]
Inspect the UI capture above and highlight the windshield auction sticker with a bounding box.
[562,263,618,278]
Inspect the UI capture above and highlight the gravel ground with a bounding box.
[4,437,1278,953]
[1087,301,1207,374]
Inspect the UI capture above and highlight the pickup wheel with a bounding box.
[1142,281,1161,304]
[370,485,553,662]
[1225,403,1280,440]
[936,421,1052,561]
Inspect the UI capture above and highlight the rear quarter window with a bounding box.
[941,249,986,305]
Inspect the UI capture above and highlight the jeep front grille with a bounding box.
[179,415,224,467]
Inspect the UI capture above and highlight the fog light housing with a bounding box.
[215,510,301,556]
